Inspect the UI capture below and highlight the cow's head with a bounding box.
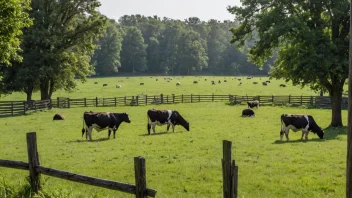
[119,113,131,123]
[316,128,324,139]
[183,121,190,131]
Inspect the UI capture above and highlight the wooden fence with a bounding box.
[0,132,157,197]
[51,94,344,109]
[0,100,52,117]
[0,133,238,198]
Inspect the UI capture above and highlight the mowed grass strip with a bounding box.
[0,102,347,197]
[0,76,327,101]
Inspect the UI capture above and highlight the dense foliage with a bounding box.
[228,0,350,127]
[90,15,271,76]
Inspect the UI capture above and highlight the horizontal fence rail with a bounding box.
[0,132,157,197]
[0,94,345,117]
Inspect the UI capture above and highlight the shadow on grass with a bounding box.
[139,131,178,136]
[66,137,110,143]
[272,126,347,144]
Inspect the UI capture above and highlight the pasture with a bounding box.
[0,76,348,197]
[0,76,326,101]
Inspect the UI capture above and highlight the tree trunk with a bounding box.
[26,91,33,101]
[24,85,34,101]
[40,79,50,100]
[330,85,343,127]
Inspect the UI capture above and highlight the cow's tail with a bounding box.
[147,112,151,135]
[82,114,86,137]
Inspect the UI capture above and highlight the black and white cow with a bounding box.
[242,109,255,117]
[82,111,131,140]
[280,114,324,141]
[247,100,260,109]
[147,109,190,134]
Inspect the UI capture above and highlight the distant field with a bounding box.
[0,102,348,197]
[0,76,325,101]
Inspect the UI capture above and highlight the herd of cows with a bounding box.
[52,99,325,141]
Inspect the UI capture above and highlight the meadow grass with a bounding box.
[0,101,347,198]
[0,76,327,101]
[0,76,348,197]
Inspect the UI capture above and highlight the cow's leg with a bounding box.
[301,131,305,140]
[284,129,289,141]
[108,129,111,139]
[113,129,117,139]
[304,131,309,140]
[151,123,156,134]
[171,124,175,133]
[147,124,151,135]
[87,127,93,141]
[166,124,170,132]
[280,130,284,141]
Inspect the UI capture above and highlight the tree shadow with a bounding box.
[272,126,347,144]
[66,137,110,143]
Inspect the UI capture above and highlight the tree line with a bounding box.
[92,15,272,77]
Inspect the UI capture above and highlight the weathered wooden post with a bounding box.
[11,101,14,116]
[124,96,127,105]
[84,98,87,107]
[288,95,291,104]
[27,132,41,193]
[166,95,169,103]
[114,97,117,106]
[23,101,26,115]
[222,140,238,198]
[67,98,70,108]
[272,95,274,104]
[300,95,303,105]
[96,97,98,107]
[134,156,147,198]
[172,94,175,103]
[57,97,59,108]
[182,94,184,103]
[160,94,164,104]
[136,96,139,106]
[145,95,148,105]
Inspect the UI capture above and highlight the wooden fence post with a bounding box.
[222,140,238,198]
[134,156,147,198]
[96,97,98,107]
[11,101,14,116]
[300,95,303,105]
[124,96,127,105]
[84,98,87,107]
[166,95,169,103]
[23,101,26,115]
[172,94,175,103]
[272,95,274,104]
[145,95,148,105]
[115,97,117,106]
[67,98,70,108]
[288,95,291,104]
[191,94,193,103]
[27,132,41,193]
[182,94,184,103]
[136,96,139,106]
[57,97,59,108]
[160,94,164,104]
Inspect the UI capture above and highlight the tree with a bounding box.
[228,0,349,127]
[0,0,32,65]
[120,26,147,73]
[22,0,106,100]
[92,19,123,76]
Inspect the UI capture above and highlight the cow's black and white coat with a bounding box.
[147,109,189,134]
[82,111,131,140]
[247,100,260,109]
[280,114,324,141]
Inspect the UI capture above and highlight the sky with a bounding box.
[98,0,242,22]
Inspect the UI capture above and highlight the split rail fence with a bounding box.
[0,94,345,117]
[0,133,238,198]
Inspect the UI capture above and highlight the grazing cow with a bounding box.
[253,82,258,84]
[82,111,131,140]
[176,82,181,86]
[193,81,198,84]
[280,114,324,141]
[94,82,98,84]
[238,82,242,86]
[156,79,158,81]
[103,84,108,87]
[237,79,241,81]
[211,81,215,85]
[242,109,255,117]
[147,109,190,134]
[262,82,267,86]
[247,77,252,80]
[280,84,286,87]
[266,80,271,83]
[205,79,207,81]
[116,85,121,88]
[247,100,260,109]
[53,114,65,120]
[140,83,144,85]
[224,80,227,82]
[218,80,221,83]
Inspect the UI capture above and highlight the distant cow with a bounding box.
[176,82,180,86]
[193,81,198,84]
[103,84,108,87]
[211,81,215,85]
[140,83,144,85]
[53,114,65,120]
[247,77,252,79]
[253,82,258,84]
[238,82,242,86]
[147,109,190,134]
[218,80,221,83]
[280,114,324,141]
[156,79,158,81]
[262,82,267,86]
[266,80,271,83]
[82,111,131,140]
[247,100,260,109]
[116,85,121,88]
[242,109,255,117]
[94,82,98,84]
[237,79,241,81]
[280,84,286,87]
[224,80,227,82]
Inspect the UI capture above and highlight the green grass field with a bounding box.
[0,76,326,101]
[0,76,348,198]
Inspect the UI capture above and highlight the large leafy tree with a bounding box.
[228,0,349,127]
[92,19,123,76]
[120,26,147,73]
[0,0,32,65]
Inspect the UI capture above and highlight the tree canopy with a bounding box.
[228,0,350,127]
